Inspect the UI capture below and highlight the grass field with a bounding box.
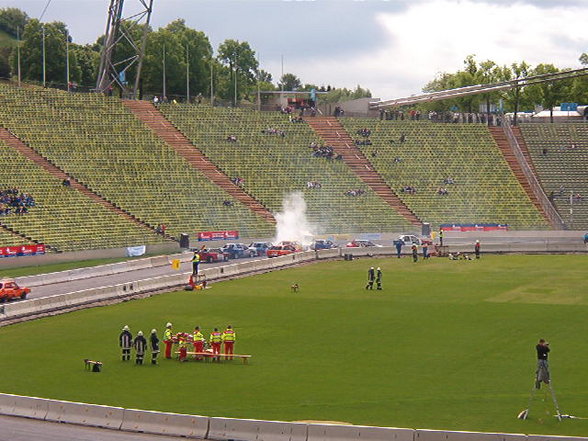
[0,255,587,436]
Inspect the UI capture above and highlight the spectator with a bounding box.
[226,135,238,143]
[223,200,234,207]
[62,177,71,187]
[401,186,416,194]
[437,187,449,196]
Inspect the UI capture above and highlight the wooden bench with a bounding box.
[175,351,252,364]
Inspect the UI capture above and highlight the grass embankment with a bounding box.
[0,255,587,435]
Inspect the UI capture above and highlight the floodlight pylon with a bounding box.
[95,0,153,98]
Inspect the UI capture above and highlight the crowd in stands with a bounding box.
[401,186,417,194]
[289,115,304,123]
[357,128,371,137]
[345,189,365,197]
[306,181,322,189]
[0,189,35,216]
[379,109,503,125]
[355,139,372,146]
[437,187,449,196]
[261,128,286,137]
[311,144,342,160]
[231,177,245,187]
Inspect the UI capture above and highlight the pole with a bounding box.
[210,61,214,106]
[42,25,46,87]
[66,30,70,91]
[162,43,166,99]
[233,56,237,107]
[16,26,21,87]
[185,43,190,103]
[257,54,261,111]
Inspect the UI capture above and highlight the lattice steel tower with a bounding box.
[95,0,154,97]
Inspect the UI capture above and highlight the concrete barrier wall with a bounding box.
[309,423,414,441]
[121,408,209,438]
[209,417,307,441]
[0,393,49,419]
[2,392,588,441]
[45,399,124,429]
[415,430,527,441]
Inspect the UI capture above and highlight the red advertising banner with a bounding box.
[0,244,46,258]
[197,231,239,241]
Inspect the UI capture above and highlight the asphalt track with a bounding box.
[19,256,260,300]
[0,414,192,441]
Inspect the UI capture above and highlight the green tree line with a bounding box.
[0,7,369,103]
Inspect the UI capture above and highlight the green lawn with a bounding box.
[0,255,587,436]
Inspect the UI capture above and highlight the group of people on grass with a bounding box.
[119,323,237,365]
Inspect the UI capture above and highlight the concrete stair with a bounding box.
[488,126,551,223]
[123,100,275,225]
[306,116,421,226]
[0,127,167,243]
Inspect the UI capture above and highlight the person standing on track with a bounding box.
[150,329,160,365]
[365,267,375,290]
[412,244,418,262]
[439,229,444,246]
[133,331,147,365]
[191,251,201,276]
[474,240,481,259]
[223,325,236,360]
[395,240,403,258]
[119,325,133,361]
[163,322,174,359]
[210,328,223,360]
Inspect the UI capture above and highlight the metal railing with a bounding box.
[502,119,566,229]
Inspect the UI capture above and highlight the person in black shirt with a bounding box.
[535,339,550,389]
[150,329,160,365]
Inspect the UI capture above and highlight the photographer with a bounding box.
[535,339,550,389]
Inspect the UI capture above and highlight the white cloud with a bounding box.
[281,0,587,99]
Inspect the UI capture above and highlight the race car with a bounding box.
[393,234,433,247]
[247,242,272,257]
[198,248,230,263]
[266,244,297,258]
[221,243,256,259]
[310,239,337,250]
[345,239,382,248]
[0,279,30,302]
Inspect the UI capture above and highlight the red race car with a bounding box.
[266,244,297,258]
[0,279,31,302]
[197,248,230,263]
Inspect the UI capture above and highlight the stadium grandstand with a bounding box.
[0,80,587,252]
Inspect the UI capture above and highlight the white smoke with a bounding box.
[273,192,315,247]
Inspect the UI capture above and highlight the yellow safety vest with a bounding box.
[210,332,222,343]
[192,253,200,263]
[164,328,172,341]
[193,331,204,342]
[223,330,236,342]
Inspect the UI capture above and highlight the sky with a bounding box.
[7,0,588,99]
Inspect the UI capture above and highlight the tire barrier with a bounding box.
[120,408,209,438]
[45,399,124,429]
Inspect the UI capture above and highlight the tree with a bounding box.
[0,8,29,38]
[14,19,72,86]
[526,64,567,123]
[320,85,371,104]
[217,39,258,104]
[278,73,301,91]
[70,43,99,87]
[258,69,272,83]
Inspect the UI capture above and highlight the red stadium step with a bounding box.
[488,126,552,226]
[123,100,276,225]
[306,116,421,226]
[0,127,169,241]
